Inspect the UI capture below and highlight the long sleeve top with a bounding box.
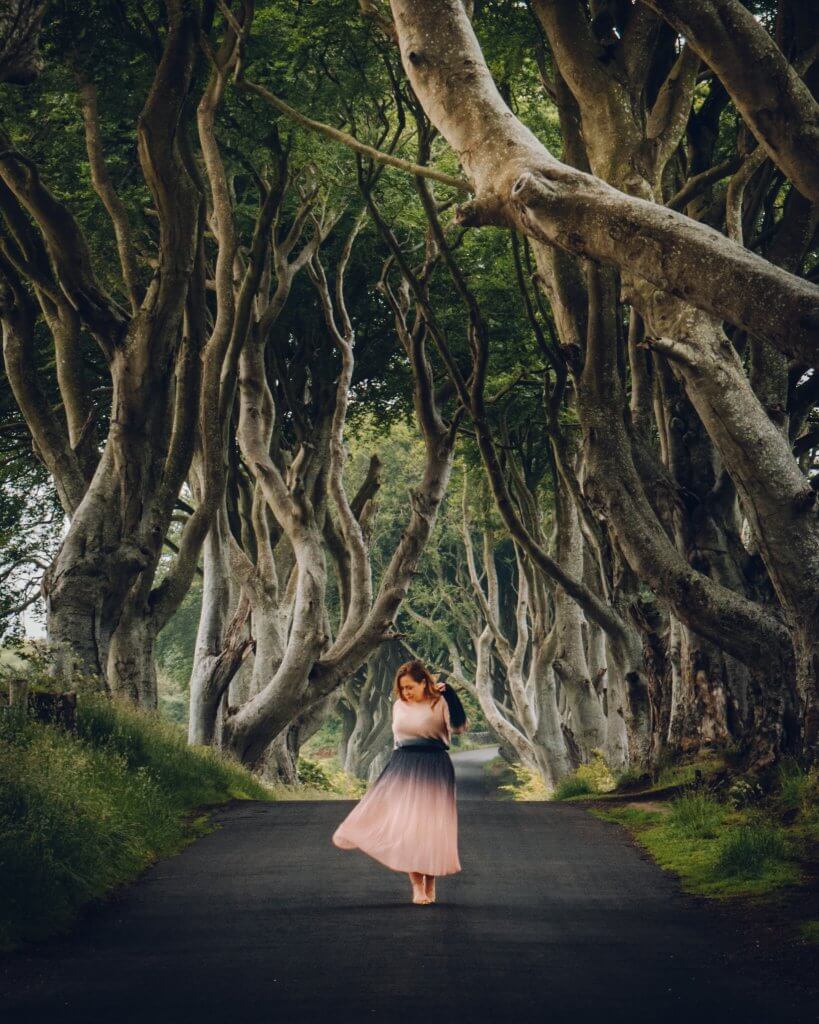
[392,693,452,748]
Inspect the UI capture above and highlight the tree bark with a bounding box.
[641,0,819,202]
[388,0,819,364]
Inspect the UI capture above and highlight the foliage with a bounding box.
[576,750,617,793]
[0,692,272,949]
[498,762,550,800]
[553,774,594,800]
[553,749,617,800]
[726,776,765,809]
[296,756,367,798]
[775,756,818,815]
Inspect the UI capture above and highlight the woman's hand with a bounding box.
[431,677,446,693]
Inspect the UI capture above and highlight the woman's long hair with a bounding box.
[393,659,468,728]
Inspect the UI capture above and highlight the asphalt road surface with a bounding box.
[1,746,814,1023]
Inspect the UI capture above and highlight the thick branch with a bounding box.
[666,155,742,212]
[388,0,819,364]
[0,138,127,348]
[77,79,142,312]
[641,0,819,202]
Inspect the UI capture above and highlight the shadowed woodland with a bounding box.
[1,0,818,796]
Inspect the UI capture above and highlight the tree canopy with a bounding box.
[0,0,817,784]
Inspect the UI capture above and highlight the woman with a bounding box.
[331,659,468,905]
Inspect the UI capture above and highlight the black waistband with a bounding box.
[395,737,449,751]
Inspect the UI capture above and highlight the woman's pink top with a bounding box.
[392,694,451,748]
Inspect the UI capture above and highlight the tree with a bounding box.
[0,0,227,701]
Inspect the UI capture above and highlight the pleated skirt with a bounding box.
[332,738,461,876]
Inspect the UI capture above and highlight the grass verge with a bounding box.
[589,803,804,898]
[587,756,818,902]
[0,694,274,950]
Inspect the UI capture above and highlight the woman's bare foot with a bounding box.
[409,871,431,904]
[423,874,436,903]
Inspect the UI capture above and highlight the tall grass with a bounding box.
[776,757,816,815]
[667,790,724,839]
[76,693,269,806]
[0,695,272,949]
[712,824,788,879]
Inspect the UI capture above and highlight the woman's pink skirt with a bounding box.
[332,738,461,876]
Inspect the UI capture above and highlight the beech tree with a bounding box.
[1,2,208,698]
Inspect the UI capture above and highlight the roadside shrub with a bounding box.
[726,776,764,809]
[554,775,594,800]
[552,750,616,800]
[576,749,616,793]
[294,757,368,798]
[499,762,550,800]
[296,757,334,791]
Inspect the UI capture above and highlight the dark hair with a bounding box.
[393,659,468,729]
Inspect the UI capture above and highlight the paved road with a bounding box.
[1,747,814,1023]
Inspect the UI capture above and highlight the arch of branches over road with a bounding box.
[0,0,817,785]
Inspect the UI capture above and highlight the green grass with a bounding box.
[0,694,274,949]
[589,782,808,899]
[776,756,817,815]
[713,823,788,878]
[800,920,819,944]
[667,790,725,838]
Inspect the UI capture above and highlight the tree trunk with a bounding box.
[342,642,407,778]
[552,462,607,758]
[337,696,357,769]
[107,606,158,707]
[528,633,575,783]
[42,450,146,686]
[188,503,240,745]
